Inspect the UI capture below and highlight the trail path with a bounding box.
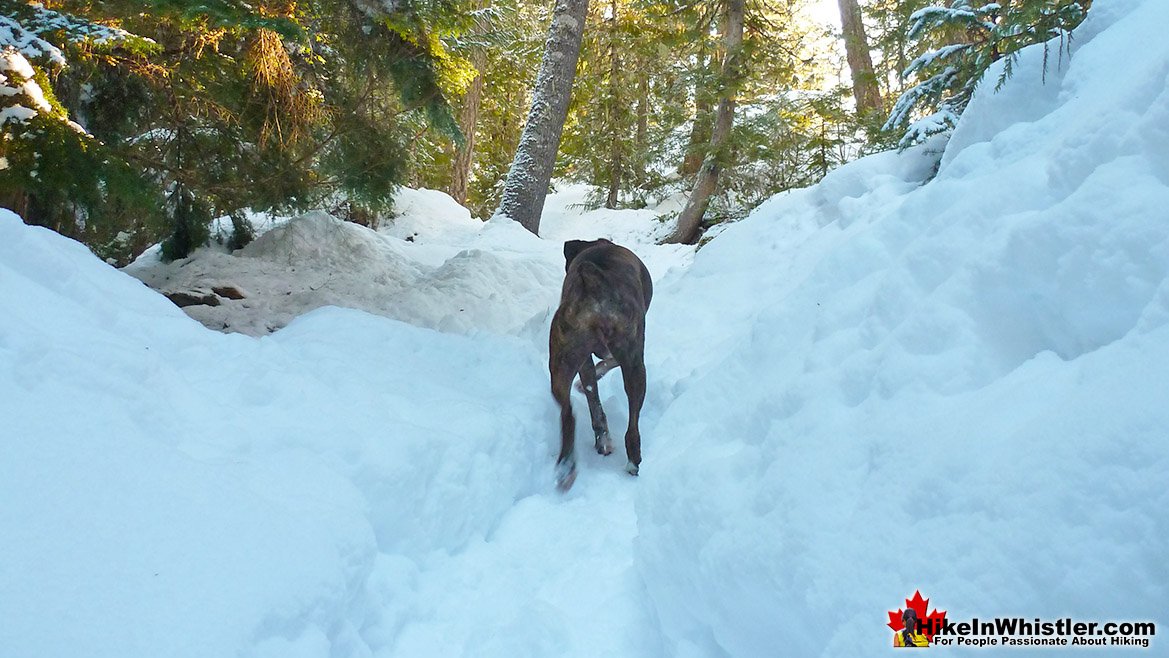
[381,468,658,657]
[358,187,689,657]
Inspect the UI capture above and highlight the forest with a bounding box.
[2,0,1086,261]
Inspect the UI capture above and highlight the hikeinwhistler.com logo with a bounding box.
[888,591,1156,649]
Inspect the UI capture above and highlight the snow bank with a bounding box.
[635,0,1169,654]
[123,184,693,340]
[0,210,554,657]
[1,179,690,658]
[125,194,564,337]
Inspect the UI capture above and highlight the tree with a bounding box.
[883,0,1088,148]
[602,0,623,208]
[436,0,545,219]
[2,0,471,262]
[866,0,931,99]
[1,2,170,258]
[495,0,592,234]
[837,0,883,116]
[553,0,829,222]
[448,48,487,205]
[556,0,637,209]
[680,42,715,176]
[662,0,745,245]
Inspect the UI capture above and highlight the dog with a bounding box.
[549,238,652,491]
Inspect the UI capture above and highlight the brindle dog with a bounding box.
[549,238,652,491]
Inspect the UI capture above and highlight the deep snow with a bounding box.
[3,0,1168,656]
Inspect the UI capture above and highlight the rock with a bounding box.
[165,291,221,308]
[212,286,246,300]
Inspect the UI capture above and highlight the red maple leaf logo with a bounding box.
[888,590,947,642]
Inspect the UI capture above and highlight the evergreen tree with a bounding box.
[411,0,544,216]
[2,0,471,262]
[883,0,1088,148]
[866,0,932,100]
[495,0,592,234]
[837,0,882,115]
[0,2,163,261]
[663,0,745,244]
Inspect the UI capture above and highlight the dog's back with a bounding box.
[557,240,652,352]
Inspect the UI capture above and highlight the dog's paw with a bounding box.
[624,461,639,477]
[555,459,577,491]
[595,432,613,456]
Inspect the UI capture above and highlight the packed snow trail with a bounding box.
[376,471,658,656]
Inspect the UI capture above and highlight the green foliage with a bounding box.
[9,0,1082,257]
[865,0,933,98]
[323,112,408,212]
[160,185,211,261]
[148,0,305,40]
[1,112,165,249]
[226,212,255,250]
[3,0,471,262]
[707,87,852,218]
[556,0,641,206]
[884,0,1089,147]
[415,0,545,218]
[553,0,837,218]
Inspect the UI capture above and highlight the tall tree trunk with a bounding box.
[495,0,591,234]
[663,0,744,245]
[837,0,882,115]
[448,49,486,206]
[680,44,712,176]
[605,0,621,209]
[634,68,648,189]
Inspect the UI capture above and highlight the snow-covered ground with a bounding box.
[123,186,691,338]
[3,0,1168,656]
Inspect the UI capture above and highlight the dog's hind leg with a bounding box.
[578,357,612,455]
[550,351,585,491]
[613,343,646,476]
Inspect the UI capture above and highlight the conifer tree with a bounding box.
[495,0,592,234]
[837,0,882,115]
[663,0,745,245]
[883,0,1088,147]
[1,0,472,262]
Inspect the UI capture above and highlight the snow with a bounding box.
[1,4,146,72]
[905,43,968,75]
[0,103,37,125]
[0,48,53,120]
[0,15,66,67]
[0,47,37,78]
[124,186,689,338]
[125,197,560,337]
[3,0,1168,656]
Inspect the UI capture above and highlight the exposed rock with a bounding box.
[165,291,221,308]
[212,286,246,300]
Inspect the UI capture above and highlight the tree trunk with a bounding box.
[837,0,882,115]
[663,0,743,245]
[605,0,621,209]
[495,0,591,234]
[448,49,486,206]
[680,44,712,176]
[634,68,648,189]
